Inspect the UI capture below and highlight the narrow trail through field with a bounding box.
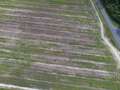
[0,83,39,90]
[90,0,120,68]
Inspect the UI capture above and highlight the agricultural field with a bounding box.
[0,0,119,90]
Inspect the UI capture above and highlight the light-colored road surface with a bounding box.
[90,0,120,68]
[97,0,120,49]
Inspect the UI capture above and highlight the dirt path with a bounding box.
[90,0,120,68]
[0,83,39,90]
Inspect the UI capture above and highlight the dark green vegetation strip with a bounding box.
[100,0,120,25]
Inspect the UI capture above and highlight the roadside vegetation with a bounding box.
[100,0,120,26]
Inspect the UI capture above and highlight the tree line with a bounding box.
[100,0,120,24]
